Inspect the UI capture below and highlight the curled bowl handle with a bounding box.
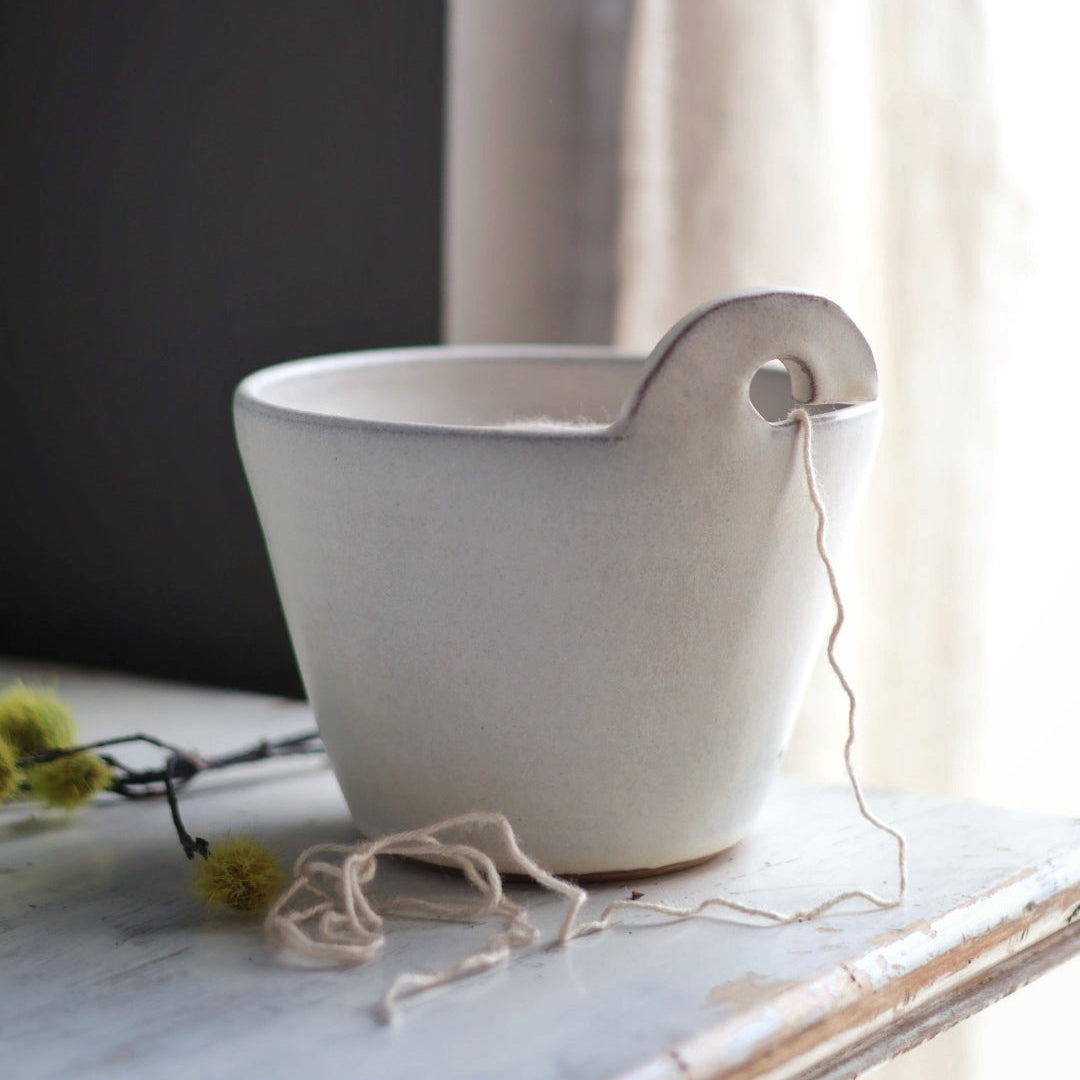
[616,289,878,434]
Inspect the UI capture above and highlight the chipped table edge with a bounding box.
[618,848,1080,1080]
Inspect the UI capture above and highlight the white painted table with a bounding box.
[2,660,1078,1079]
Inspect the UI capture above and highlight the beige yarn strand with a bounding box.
[265,811,593,1022]
[789,407,909,905]
[265,409,908,1021]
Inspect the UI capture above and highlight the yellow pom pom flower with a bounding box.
[0,737,19,802]
[0,683,77,759]
[194,833,285,914]
[27,752,112,809]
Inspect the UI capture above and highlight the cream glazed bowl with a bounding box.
[234,290,880,876]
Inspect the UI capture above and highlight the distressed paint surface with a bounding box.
[1,661,1077,1080]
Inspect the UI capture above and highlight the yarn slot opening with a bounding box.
[750,360,854,424]
[749,360,800,422]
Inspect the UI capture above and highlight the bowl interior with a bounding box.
[239,348,804,429]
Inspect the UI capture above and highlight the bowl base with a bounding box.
[567,849,721,883]
[394,847,723,884]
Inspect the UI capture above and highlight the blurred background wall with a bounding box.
[1,2,445,696]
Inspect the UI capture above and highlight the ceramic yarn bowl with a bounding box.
[234,290,880,876]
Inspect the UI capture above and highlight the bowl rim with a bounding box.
[233,344,879,440]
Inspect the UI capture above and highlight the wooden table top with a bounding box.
[2,660,1078,1079]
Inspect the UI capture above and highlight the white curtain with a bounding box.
[444,3,1077,1077]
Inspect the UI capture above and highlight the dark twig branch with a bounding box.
[17,730,324,860]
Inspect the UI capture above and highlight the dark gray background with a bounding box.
[1,3,445,696]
